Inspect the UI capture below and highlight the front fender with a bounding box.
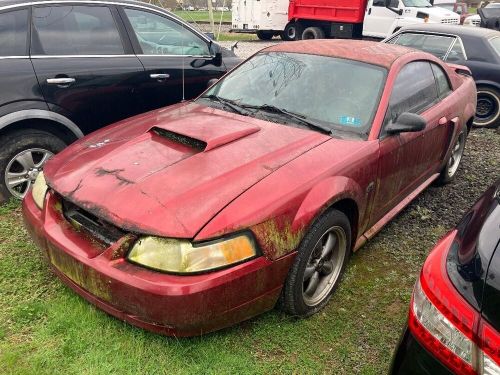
[292,176,364,231]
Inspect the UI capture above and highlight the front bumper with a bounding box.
[23,191,295,336]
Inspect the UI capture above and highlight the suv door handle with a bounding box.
[150,73,170,80]
[47,77,76,85]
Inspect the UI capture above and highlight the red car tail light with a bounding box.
[408,231,500,375]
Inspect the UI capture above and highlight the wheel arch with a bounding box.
[0,110,83,144]
[292,176,364,251]
[475,80,500,92]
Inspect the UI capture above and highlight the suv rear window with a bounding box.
[0,9,29,56]
[32,5,124,55]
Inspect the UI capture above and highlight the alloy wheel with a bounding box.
[5,148,53,199]
[302,226,347,306]
[447,132,465,179]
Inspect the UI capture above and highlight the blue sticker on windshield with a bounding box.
[339,116,362,127]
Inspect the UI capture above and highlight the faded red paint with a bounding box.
[24,41,477,336]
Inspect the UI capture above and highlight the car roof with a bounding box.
[263,40,417,69]
[399,23,500,39]
[0,0,163,10]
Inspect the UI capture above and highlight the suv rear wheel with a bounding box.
[0,130,66,203]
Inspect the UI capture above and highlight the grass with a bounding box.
[0,197,438,374]
[173,10,232,24]
[1,130,498,374]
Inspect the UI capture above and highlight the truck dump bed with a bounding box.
[288,0,368,24]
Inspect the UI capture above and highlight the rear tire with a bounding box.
[279,209,351,317]
[0,129,66,203]
[474,86,500,128]
[256,30,274,40]
[436,129,467,185]
[302,26,325,40]
[282,22,303,41]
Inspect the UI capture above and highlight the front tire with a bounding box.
[0,130,66,203]
[256,30,274,40]
[280,209,351,317]
[474,86,500,128]
[436,129,467,185]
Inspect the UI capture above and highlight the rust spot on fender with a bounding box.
[251,217,304,260]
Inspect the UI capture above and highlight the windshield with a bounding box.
[440,4,455,11]
[198,52,386,138]
[486,3,500,8]
[402,0,432,7]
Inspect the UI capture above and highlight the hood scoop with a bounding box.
[152,114,261,152]
[152,128,206,151]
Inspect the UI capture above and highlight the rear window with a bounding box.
[0,9,29,56]
[391,33,456,60]
[489,37,500,57]
[32,5,124,55]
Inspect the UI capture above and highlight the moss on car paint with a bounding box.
[252,218,304,260]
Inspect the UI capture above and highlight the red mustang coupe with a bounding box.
[23,40,477,336]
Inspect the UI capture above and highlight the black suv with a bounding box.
[0,0,239,202]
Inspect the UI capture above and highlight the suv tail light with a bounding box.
[408,231,500,375]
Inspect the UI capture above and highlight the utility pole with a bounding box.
[207,0,215,34]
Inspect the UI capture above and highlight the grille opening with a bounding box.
[62,199,126,246]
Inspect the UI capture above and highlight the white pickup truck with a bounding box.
[232,0,460,40]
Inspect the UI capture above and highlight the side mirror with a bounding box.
[213,52,223,67]
[386,112,426,134]
[205,32,215,40]
[207,78,219,88]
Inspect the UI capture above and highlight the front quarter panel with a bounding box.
[196,139,379,260]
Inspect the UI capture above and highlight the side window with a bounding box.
[446,39,466,62]
[431,63,452,99]
[383,61,438,133]
[392,33,455,60]
[32,6,124,55]
[373,0,387,6]
[0,9,28,56]
[124,9,210,56]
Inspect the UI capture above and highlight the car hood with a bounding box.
[428,6,460,19]
[44,102,330,238]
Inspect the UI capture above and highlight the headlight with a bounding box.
[32,172,48,209]
[127,234,257,273]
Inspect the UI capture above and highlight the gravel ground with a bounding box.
[219,40,281,59]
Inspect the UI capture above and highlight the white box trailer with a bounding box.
[231,0,290,39]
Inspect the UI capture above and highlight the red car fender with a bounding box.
[292,176,365,243]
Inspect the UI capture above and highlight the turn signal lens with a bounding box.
[128,234,257,273]
[32,172,48,210]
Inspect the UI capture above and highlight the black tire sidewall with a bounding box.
[0,130,66,203]
[281,209,352,317]
[474,87,500,129]
[284,22,303,41]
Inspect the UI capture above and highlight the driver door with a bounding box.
[363,0,399,38]
[120,7,225,112]
[371,61,438,226]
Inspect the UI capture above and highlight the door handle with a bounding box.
[368,7,372,15]
[47,77,76,85]
[150,73,170,80]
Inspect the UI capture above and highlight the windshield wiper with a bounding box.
[240,104,333,135]
[199,94,249,116]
